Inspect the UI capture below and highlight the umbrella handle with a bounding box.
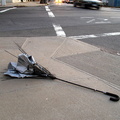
[104,92,120,102]
[56,77,120,102]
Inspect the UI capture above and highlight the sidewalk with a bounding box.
[0,1,48,7]
[0,37,120,120]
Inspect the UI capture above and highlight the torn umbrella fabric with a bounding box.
[4,53,55,79]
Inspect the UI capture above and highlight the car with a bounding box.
[66,0,73,3]
[73,0,103,9]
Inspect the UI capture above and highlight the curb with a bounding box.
[0,2,48,8]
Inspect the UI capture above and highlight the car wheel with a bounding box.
[73,2,77,7]
[81,3,86,8]
[96,6,100,9]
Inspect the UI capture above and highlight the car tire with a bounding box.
[82,4,88,9]
[96,6,100,9]
[73,2,77,7]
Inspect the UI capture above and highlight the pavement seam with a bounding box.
[50,38,66,58]
[49,37,120,91]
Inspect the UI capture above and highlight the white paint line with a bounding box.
[104,19,108,21]
[48,11,55,17]
[87,19,95,23]
[45,6,50,12]
[69,35,97,40]
[97,18,108,21]
[69,32,120,40]
[45,6,55,17]
[81,17,94,19]
[45,6,50,11]
[101,32,120,37]
[45,6,66,37]
[95,21,111,24]
[45,6,49,9]
[0,7,16,13]
[53,24,66,37]
[111,17,120,19]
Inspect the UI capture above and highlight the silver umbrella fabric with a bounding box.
[4,53,54,78]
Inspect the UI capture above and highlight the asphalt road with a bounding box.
[0,3,120,86]
[0,3,120,52]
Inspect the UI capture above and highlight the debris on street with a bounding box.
[4,44,119,102]
[4,51,55,79]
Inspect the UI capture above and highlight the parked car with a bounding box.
[73,0,103,9]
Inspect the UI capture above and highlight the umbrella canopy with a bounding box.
[4,53,55,79]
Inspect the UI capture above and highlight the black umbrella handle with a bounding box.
[104,92,120,102]
[51,77,120,102]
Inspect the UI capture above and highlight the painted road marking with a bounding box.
[0,7,16,13]
[48,11,55,17]
[45,6,66,37]
[53,24,66,37]
[81,17,94,19]
[69,32,120,40]
[87,19,95,23]
[95,21,111,24]
[45,7,51,12]
[45,6,49,9]
[45,6,55,17]
[110,17,120,19]
[81,17,111,24]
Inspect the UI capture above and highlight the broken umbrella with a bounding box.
[4,43,120,102]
